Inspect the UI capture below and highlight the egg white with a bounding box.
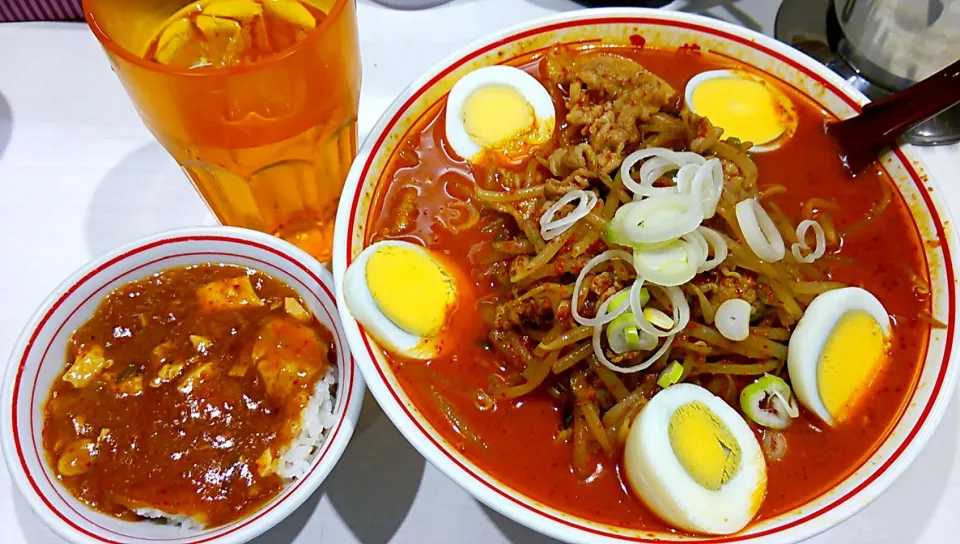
[342,240,446,360]
[445,65,555,162]
[624,383,767,535]
[787,287,891,426]
[684,69,796,152]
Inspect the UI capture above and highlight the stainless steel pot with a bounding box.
[832,0,960,144]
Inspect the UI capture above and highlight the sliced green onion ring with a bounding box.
[735,198,785,262]
[740,374,800,430]
[539,190,599,241]
[632,240,698,287]
[607,288,651,313]
[791,219,826,264]
[697,226,728,272]
[761,430,788,460]
[657,361,684,388]
[593,323,675,374]
[675,157,724,219]
[607,312,657,354]
[604,288,652,354]
[643,308,674,329]
[612,287,650,309]
[715,298,752,341]
[590,279,677,374]
[609,193,705,245]
[636,157,681,198]
[629,227,726,287]
[630,280,690,338]
[631,229,712,287]
[571,250,634,327]
[619,148,705,198]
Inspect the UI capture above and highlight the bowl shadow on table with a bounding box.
[481,503,564,544]
[12,488,66,544]
[0,91,12,162]
[251,391,427,544]
[479,392,960,544]
[84,142,211,257]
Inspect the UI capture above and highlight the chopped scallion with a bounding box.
[739,373,799,430]
[657,361,684,388]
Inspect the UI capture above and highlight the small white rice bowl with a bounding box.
[138,365,340,529]
[3,227,364,544]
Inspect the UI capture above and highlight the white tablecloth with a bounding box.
[1,1,958,542]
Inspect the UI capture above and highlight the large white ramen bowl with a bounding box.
[332,7,960,544]
[1,226,365,544]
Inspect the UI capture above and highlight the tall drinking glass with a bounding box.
[83,0,361,262]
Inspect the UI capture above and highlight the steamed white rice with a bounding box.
[134,508,206,532]
[137,365,338,530]
[277,366,338,479]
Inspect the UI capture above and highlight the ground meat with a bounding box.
[547,143,598,178]
[684,109,723,153]
[720,157,757,196]
[508,255,532,280]
[605,347,639,364]
[543,47,676,174]
[721,158,742,181]
[555,300,572,323]
[478,260,511,288]
[491,161,545,190]
[575,271,627,320]
[555,253,593,277]
[513,297,554,329]
[495,289,555,331]
[515,197,541,221]
[545,174,591,198]
[589,271,620,302]
[711,271,762,313]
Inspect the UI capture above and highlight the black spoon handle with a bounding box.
[827,58,960,175]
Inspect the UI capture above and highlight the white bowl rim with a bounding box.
[1,225,365,544]
[332,6,960,544]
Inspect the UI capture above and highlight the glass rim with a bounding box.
[81,0,352,77]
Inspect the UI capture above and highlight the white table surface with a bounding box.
[1,1,959,543]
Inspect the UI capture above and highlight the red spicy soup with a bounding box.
[366,46,929,531]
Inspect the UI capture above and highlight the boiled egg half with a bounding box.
[624,383,767,535]
[685,69,797,151]
[445,65,555,163]
[343,240,459,360]
[788,287,891,426]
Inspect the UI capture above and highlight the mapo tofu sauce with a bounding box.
[42,263,335,528]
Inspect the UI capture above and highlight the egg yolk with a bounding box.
[668,401,742,491]
[690,76,787,146]
[365,246,456,337]
[817,310,888,424]
[462,85,544,156]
